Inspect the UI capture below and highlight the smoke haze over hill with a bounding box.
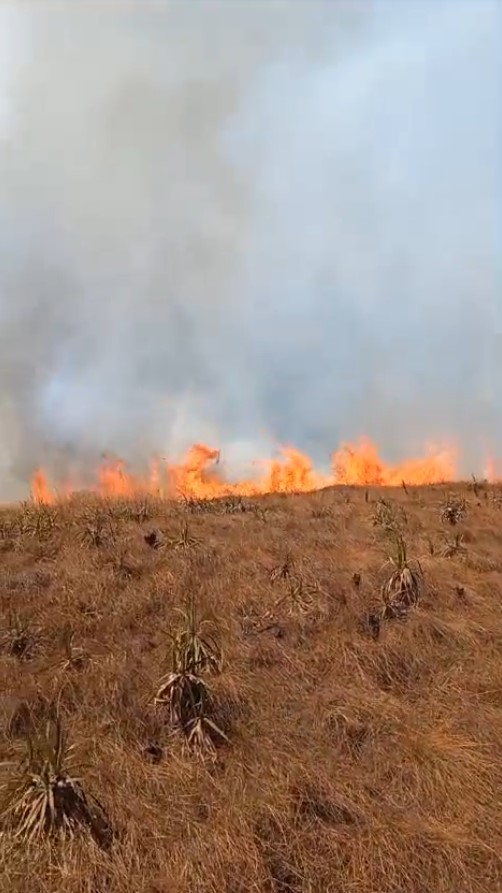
[0,1,499,497]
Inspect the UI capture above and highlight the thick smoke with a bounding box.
[0,1,499,497]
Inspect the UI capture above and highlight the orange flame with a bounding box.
[31,468,56,505]
[484,454,499,483]
[332,438,457,486]
[29,436,464,504]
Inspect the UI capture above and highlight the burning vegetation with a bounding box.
[30,436,466,505]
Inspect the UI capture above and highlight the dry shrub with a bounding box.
[0,613,41,662]
[441,495,467,526]
[382,534,424,612]
[441,533,468,559]
[367,534,424,638]
[0,713,112,848]
[153,594,226,755]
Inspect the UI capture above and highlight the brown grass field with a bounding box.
[0,481,501,892]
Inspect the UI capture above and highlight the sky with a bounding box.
[0,0,499,496]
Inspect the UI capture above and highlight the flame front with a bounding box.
[332,438,457,486]
[29,436,464,504]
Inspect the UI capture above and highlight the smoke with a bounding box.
[0,0,499,497]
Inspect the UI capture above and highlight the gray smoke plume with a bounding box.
[0,0,499,498]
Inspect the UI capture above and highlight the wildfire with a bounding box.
[484,454,500,483]
[29,436,463,504]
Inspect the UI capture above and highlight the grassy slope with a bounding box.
[0,483,501,893]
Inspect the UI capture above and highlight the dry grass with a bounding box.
[1,483,502,891]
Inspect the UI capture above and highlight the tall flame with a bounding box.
[31,469,56,505]
[29,436,465,504]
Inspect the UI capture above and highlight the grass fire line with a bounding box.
[27,436,499,505]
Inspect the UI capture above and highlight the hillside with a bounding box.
[1,482,501,892]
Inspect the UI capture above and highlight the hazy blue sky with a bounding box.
[0,0,499,494]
